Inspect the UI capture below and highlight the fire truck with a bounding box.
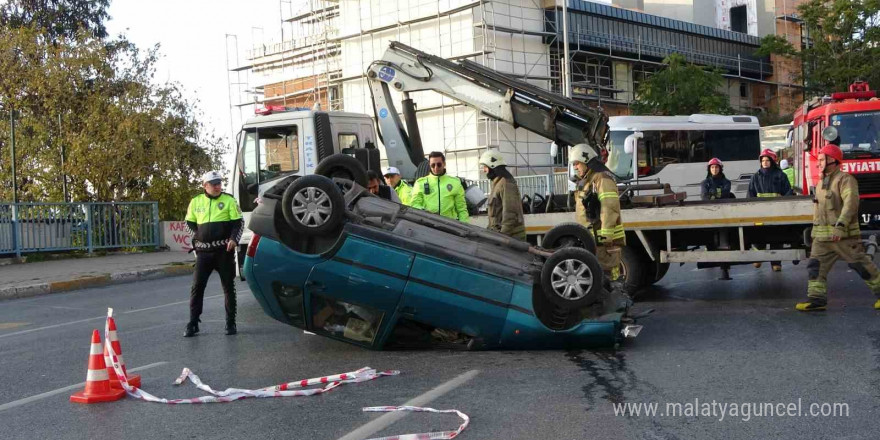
[790,81,880,224]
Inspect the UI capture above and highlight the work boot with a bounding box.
[874,299,880,310]
[753,262,762,268]
[183,320,200,337]
[225,320,237,335]
[795,301,827,312]
[772,264,782,272]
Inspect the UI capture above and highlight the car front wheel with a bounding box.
[540,247,604,310]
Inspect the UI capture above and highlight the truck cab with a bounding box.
[230,106,377,249]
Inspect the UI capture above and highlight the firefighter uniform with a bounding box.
[394,180,413,206]
[575,169,625,281]
[410,173,469,222]
[480,150,526,240]
[802,166,880,310]
[185,180,244,335]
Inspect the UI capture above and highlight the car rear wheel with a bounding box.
[540,247,603,310]
[541,222,597,254]
[314,154,368,187]
[281,175,345,235]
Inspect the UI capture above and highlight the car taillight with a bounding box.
[246,234,261,258]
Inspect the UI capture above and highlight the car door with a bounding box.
[305,234,413,348]
[400,255,514,344]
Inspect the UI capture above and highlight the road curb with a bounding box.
[0,263,195,301]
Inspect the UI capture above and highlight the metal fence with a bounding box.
[0,202,160,256]
[477,172,571,197]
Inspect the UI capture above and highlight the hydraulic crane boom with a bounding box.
[366,41,609,179]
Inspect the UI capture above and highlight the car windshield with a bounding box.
[606,130,634,180]
[831,111,880,157]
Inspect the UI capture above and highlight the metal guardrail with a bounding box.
[0,202,160,257]
[477,173,571,197]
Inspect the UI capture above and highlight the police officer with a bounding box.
[479,150,525,240]
[410,151,469,222]
[798,145,880,311]
[184,171,244,337]
[571,144,626,293]
[383,166,412,205]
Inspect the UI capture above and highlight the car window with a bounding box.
[311,295,382,346]
[339,133,358,149]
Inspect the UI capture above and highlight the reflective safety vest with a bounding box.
[394,180,413,206]
[410,173,469,222]
[812,168,861,241]
[185,192,243,251]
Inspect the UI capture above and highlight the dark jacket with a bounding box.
[701,174,732,201]
[748,166,792,198]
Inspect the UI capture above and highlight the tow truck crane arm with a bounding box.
[366,41,609,179]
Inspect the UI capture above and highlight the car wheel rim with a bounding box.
[291,187,333,227]
[550,258,593,301]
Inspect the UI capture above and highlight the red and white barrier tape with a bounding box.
[361,406,470,440]
[102,309,399,404]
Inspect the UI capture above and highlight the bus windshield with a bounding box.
[831,111,880,157]
[605,129,760,180]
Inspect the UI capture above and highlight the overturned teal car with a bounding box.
[243,170,640,350]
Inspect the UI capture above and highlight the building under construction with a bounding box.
[228,0,805,180]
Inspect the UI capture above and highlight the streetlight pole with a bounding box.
[10,108,17,204]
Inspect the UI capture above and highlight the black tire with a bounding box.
[653,262,670,283]
[620,245,650,291]
[540,247,604,310]
[415,159,431,180]
[314,154,368,187]
[281,175,345,235]
[542,222,597,254]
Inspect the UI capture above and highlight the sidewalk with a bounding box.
[0,251,196,300]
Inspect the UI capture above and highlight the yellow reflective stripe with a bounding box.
[808,280,827,294]
[757,193,779,198]
[598,225,625,239]
[842,189,852,199]
[597,192,618,201]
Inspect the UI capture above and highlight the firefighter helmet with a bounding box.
[819,144,843,164]
[707,157,723,168]
[759,149,778,163]
[478,150,505,169]
[568,144,599,165]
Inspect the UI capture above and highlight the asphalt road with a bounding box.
[0,262,878,440]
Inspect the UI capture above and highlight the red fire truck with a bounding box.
[790,81,880,224]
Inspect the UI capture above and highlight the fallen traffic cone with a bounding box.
[70,330,126,404]
[104,316,140,389]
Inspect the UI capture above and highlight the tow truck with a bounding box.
[234,41,818,296]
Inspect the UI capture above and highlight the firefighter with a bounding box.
[383,166,412,205]
[748,149,791,271]
[798,145,880,311]
[700,158,732,201]
[410,151,469,222]
[571,143,626,293]
[479,150,525,240]
[184,171,244,337]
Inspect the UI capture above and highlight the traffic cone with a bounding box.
[70,330,126,404]
[104,317,141,389]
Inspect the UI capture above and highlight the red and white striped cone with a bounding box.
[70,329,126,404]
[104,316,140,389]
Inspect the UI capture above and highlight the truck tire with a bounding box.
[620,245,651,292]
[281,175,345,235]
[540,247,604,310]
[314,154,368,187]
[542,222,597,254]
[653,262,670,283]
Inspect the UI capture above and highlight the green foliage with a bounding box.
[756,0,880,95]
[0,0,110,41]
[0,5,226,220]
[631,54,733,116]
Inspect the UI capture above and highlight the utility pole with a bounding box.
[562,0,571,98]
[10,108,18,204]
[59,113,69,202]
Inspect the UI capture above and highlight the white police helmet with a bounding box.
[201,171,223,184]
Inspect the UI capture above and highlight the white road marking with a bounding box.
[0,362,169,412]
[336,369,480,440]
[0,292,235,340]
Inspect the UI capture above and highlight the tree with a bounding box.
[756,0,880,94]
[0,0,110,41]
[631,54,733,116]
[0,25,226,220]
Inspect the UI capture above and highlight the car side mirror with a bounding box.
[624,132,643,155]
